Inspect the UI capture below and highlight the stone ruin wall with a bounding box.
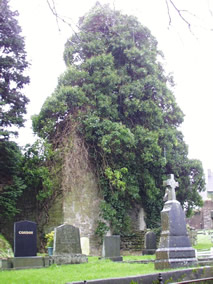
[187,200,213,230]
[2,128,147,255]
[61,132,103,255]
[45,131,103,255]
[45,130,147,255]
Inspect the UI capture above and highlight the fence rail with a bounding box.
[169,277,213,283]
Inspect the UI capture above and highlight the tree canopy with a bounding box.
[33,3,205,234]
[0,0,29,220]
[0,0,29,140]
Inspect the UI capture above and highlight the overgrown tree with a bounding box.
[0,0,29,139]
[33,4,205,234]
[0,0,29,221]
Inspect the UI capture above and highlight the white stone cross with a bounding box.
[163,174,179,201]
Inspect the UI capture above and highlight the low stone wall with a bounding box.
[68,266,213,284]
[120,231,146,254]
[0,256,49,270]
[0,254,88,270]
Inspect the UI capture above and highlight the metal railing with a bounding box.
[76,274,213,284]
[158,273,213,284]
[169,277,213,283]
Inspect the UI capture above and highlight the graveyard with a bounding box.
[0,236,213,284]
[1,2,213,283]
[1,176,213,283]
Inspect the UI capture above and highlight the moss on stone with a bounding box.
[0,234,13,257]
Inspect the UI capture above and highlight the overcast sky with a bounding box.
[10,0,213,179]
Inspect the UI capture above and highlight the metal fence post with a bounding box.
[158,273,163,284]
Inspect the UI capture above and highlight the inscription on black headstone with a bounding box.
[14,220,37,257]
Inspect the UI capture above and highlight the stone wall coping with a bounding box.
[67,266,213,284]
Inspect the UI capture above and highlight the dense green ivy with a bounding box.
[0,141,26,219]
[0,139,61,221]
[32,3,205,235]
[22,140,59,202]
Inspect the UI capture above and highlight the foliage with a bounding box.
[0,233,13,258]
[32,3,205,233]
[20,139,62,250]
[45,231,54,248]
[0,137,60,226]
[0,0,30,222]
[21,139,58,202]
[95,221,109,242]
[0,0,29,139]
[0,140,26,219]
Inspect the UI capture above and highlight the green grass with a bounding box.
[0,257,156,284]
[123,254,155,261]
[193,232,213,250]
[0,230,212,283]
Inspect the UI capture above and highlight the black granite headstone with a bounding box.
[14,220,37,257]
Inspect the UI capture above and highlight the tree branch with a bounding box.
[47,0,61,31]
[46,0,79,35]
[165,0,172,26]
[165,0,192,32]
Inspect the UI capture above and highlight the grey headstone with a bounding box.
[53,224,82,255]
[155,174,197,269]
[102,235,123,261]
[155,200,197,269]
[145,231,156,249]
[14,220,37,257]
[142,231,156,255]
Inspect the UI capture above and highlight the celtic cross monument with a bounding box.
[163,174,178,201]
[155,174,197,269]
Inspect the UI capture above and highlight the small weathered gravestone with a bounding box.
[155,174,197,269]
[54,224,82,255]
[142,231,157,255]
[52,224,87,265]
[81,237,90,255]
[102,235,123,261]
[14,220,37,257]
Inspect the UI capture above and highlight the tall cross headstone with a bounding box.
[163,174,179,201]
[155,174,197,269]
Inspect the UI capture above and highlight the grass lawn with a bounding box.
[193,232,213,250]
[0,257,157,284]
[1,231,212,284]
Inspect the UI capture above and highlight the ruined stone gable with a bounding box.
[45,125,146,255]
[45,129,103,255]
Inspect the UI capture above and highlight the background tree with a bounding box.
[33,3,205,234]
[0,140,25,219]
[0,0,29,139]
[0,0,29,220]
